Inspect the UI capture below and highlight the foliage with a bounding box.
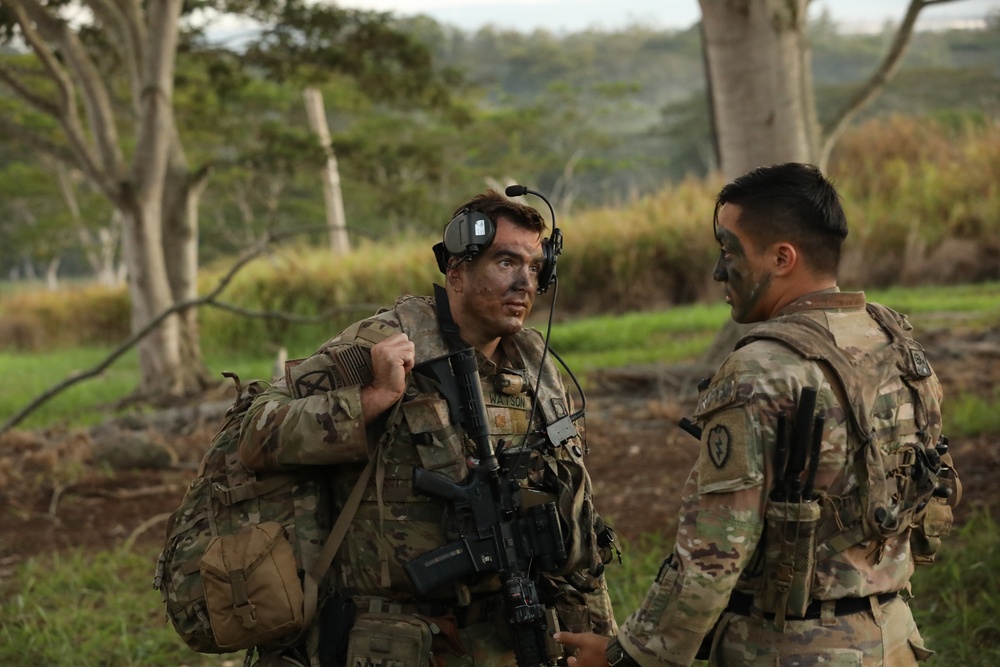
[2,114,1000,356]
[3,15,999,279]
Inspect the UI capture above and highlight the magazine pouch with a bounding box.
[759,500,821,625]
[346,612,435,667]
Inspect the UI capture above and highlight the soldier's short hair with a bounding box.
[713,163,848,277]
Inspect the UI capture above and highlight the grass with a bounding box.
[0,547,242,666]
[2,281,998,430]
[1,513,993,666]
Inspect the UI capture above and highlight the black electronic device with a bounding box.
[432,185,562,294]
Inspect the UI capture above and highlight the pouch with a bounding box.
[199,521,305,651]
[911,496,954,564]
[346,612,434,667]
[759,500,821,619]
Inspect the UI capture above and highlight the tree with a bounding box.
[0,0,210,400]
[0,0,449,402]
[698,0,960,180]
[695,0,960,370]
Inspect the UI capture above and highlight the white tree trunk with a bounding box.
[3,0,209,400]
[699,0,817,180]
[304,87,350,255]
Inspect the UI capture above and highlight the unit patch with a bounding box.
[697,408,762,494]
[707,424,731,469]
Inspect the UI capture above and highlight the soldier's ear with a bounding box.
[446,260,465,292]
[773,242,797,276]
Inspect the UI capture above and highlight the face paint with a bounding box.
[452,217,544,346]
[714,204,773,323]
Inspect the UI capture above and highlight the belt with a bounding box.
[357,595,503,628]
[728,590,898,621]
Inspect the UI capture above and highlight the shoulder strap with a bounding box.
[300,395,407,627]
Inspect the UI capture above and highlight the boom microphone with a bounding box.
[505,184,529,197]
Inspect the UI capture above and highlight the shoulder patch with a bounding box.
[698,408,763,494]
[706,424,731,468]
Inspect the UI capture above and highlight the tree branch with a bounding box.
[5,0,121,198]
[819,0,959,169]
[0,225,373,434]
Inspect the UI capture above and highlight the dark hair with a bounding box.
[453,189,547,237]
[713,163,848,277]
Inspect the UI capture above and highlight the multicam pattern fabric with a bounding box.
[154,377,332,654]
[238,295,617,665]
[617,290,955,667]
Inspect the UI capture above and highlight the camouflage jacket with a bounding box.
[238,294,617,638]
[618,289,951,667]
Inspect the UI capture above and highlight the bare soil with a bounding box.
[0,325,997,581]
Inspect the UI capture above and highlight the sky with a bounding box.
[332,0,1000,34]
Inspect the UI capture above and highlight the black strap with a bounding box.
[433,283,466,351]
[728,590,897,620]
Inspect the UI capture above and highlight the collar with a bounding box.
[774,287,867,317]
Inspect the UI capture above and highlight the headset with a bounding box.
[432,185,562,294]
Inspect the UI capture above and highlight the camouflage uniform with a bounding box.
[239,295,617,667]
[617,289,957,667]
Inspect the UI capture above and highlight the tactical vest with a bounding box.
[736,303,959,617]
[296,295,595,602]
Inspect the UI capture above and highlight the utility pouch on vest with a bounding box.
[198,521,305,651]
[760,500,821,622]
[911,495,954,564]
[346,612,435,667]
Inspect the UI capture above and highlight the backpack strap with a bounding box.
[300,394,408,628]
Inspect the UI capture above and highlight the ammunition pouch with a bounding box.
[198,521,305,652]
[910,495,954,564]
[346,612,435,667]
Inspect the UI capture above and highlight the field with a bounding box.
[1,290,999,664]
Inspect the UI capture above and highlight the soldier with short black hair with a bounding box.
[238,188,618,667]
[556,163,960,666]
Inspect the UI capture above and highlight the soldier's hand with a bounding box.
[553,631,611,667]
[361,333,415,424]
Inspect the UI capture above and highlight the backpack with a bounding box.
[154,372,387,655]
[153,372,328,653]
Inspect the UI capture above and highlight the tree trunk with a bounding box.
[699,0,818,180]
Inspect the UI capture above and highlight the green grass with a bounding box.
[2,281,998,430]
[2,513,992,666]
[0,347,276,430]
[910,512,1000,666]
[0,547,241,666]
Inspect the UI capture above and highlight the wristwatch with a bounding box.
[606,636,640,667]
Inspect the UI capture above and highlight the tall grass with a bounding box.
[2,116,998,356]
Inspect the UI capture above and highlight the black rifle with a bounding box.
[404,348,567,667]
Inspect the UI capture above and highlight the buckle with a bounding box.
[606,637,639,667]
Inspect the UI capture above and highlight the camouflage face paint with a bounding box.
[714,204,773,324]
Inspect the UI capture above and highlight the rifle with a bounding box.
[404,348,567,667]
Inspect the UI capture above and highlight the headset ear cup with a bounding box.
[442,209,495,260]
[536,238,556,293]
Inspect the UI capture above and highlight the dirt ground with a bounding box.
[0,325,998,582]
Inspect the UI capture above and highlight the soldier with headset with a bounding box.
[237,188,619,667]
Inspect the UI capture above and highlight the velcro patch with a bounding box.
[698,408,761,494]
